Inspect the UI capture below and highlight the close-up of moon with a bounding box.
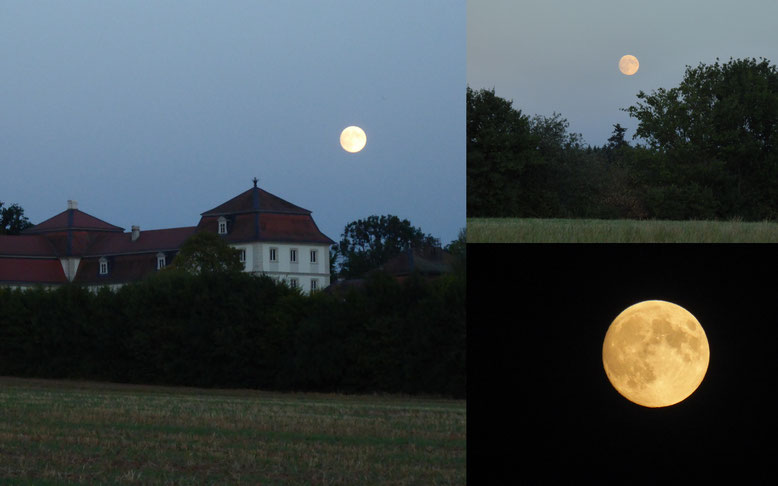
[339,125,367,153]
[618,54,639,76]
[602,300,710,408]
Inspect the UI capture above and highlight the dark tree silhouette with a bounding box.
[0,202,33,235]
[334,215,439,279]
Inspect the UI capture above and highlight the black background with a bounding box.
[468,244,778,483]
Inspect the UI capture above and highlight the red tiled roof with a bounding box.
[380,247,455,276]
[259,213,334,244]
[0,258,67,284]
[201,186,311,216]
[73,253,166,285]
[0,235,58,257]
[197,213,334,245]
[24,209,124,234]
[85,227,197,256]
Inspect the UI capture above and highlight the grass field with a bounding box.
[0,377,465,485]
[467,217,778,243]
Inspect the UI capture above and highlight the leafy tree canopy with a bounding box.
[467,86,540,216]
[335,215,439,279]
[0,202,33,235]
[169,231,244,275]
[624,57,778,218]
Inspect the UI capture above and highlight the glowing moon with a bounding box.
[619,55,639,75]
[340,126,367,153]
[602,300,709,408]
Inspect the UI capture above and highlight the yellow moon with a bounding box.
[619,55,639,75]
[340,126,367,153]
[602,300,709,408]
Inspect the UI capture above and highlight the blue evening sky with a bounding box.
[468,0,778,147]
[1,1,465,247]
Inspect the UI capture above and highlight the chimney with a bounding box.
[131,225,140,242]
[67,200,78,210]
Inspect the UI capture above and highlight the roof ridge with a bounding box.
[24,208,124,234]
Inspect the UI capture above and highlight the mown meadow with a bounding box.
[0,377,465,485]
[467,218,778,243]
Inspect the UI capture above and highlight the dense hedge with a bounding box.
[0,269,465,398]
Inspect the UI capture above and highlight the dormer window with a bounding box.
[157,252,166,270]
[218,216,227,235]
[99,257,108,275]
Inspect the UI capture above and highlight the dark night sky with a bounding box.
[468,244,778,483]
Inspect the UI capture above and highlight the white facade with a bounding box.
[231,242,330,293]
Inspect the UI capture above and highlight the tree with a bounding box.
[624,57,778,219]
[335,215,439,279]
[0,202,33,235]
[606,124,629,152]
[168,231,244,274]
[444,227,466,262]
[467,86,540,216]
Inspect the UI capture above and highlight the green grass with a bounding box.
[467,217,778,243]
[0,377,465,485]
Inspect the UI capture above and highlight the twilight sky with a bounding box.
[467,0,778,147]
[1,1,464,247]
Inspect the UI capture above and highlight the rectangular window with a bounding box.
[218,221,227,234]
[269,247,278,262]
[157,254,166,270]
[290,248,298,263]
[310,279,318,291]
[289,278,298,289]
[310,249,317,263]
[99,259,108,275]
[239,249,246,263]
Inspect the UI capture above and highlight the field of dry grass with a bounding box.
[0,377,465,485]
[467,217,778,243]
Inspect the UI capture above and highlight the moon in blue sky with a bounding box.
[619,55,639,76]
[340,126,367,153]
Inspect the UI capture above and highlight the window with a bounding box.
[218,217,227,235]
[310,279,318,292]
[239,249,246,263]
[157,253,166,270]
[269,247,278,262]
[99,258,108,275]
[289,278,298,289]
[310,249,317,263]
[290,248,298,263]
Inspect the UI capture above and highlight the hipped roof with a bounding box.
[23,208,124,234]
[201,186,311,216]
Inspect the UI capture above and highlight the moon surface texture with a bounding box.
[619,55,639,75]
[340,126,367,153]
[602,300,709,408]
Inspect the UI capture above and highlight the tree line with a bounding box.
[0,265,465,398]
[468,57,778,220]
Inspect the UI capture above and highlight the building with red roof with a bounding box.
[0,180,334,292]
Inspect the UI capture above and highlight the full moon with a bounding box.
[619,55,639,75]
[340,126,367,153]
[602,300,709,408]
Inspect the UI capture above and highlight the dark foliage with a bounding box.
[0,268,465,398]
[334,214,440,279]
[0,202,33,235]
[468,57,778,220]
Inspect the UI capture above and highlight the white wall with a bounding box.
[231,242,331,293]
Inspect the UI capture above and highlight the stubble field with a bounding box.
[467,218,778,243]
[0,377,465,485]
